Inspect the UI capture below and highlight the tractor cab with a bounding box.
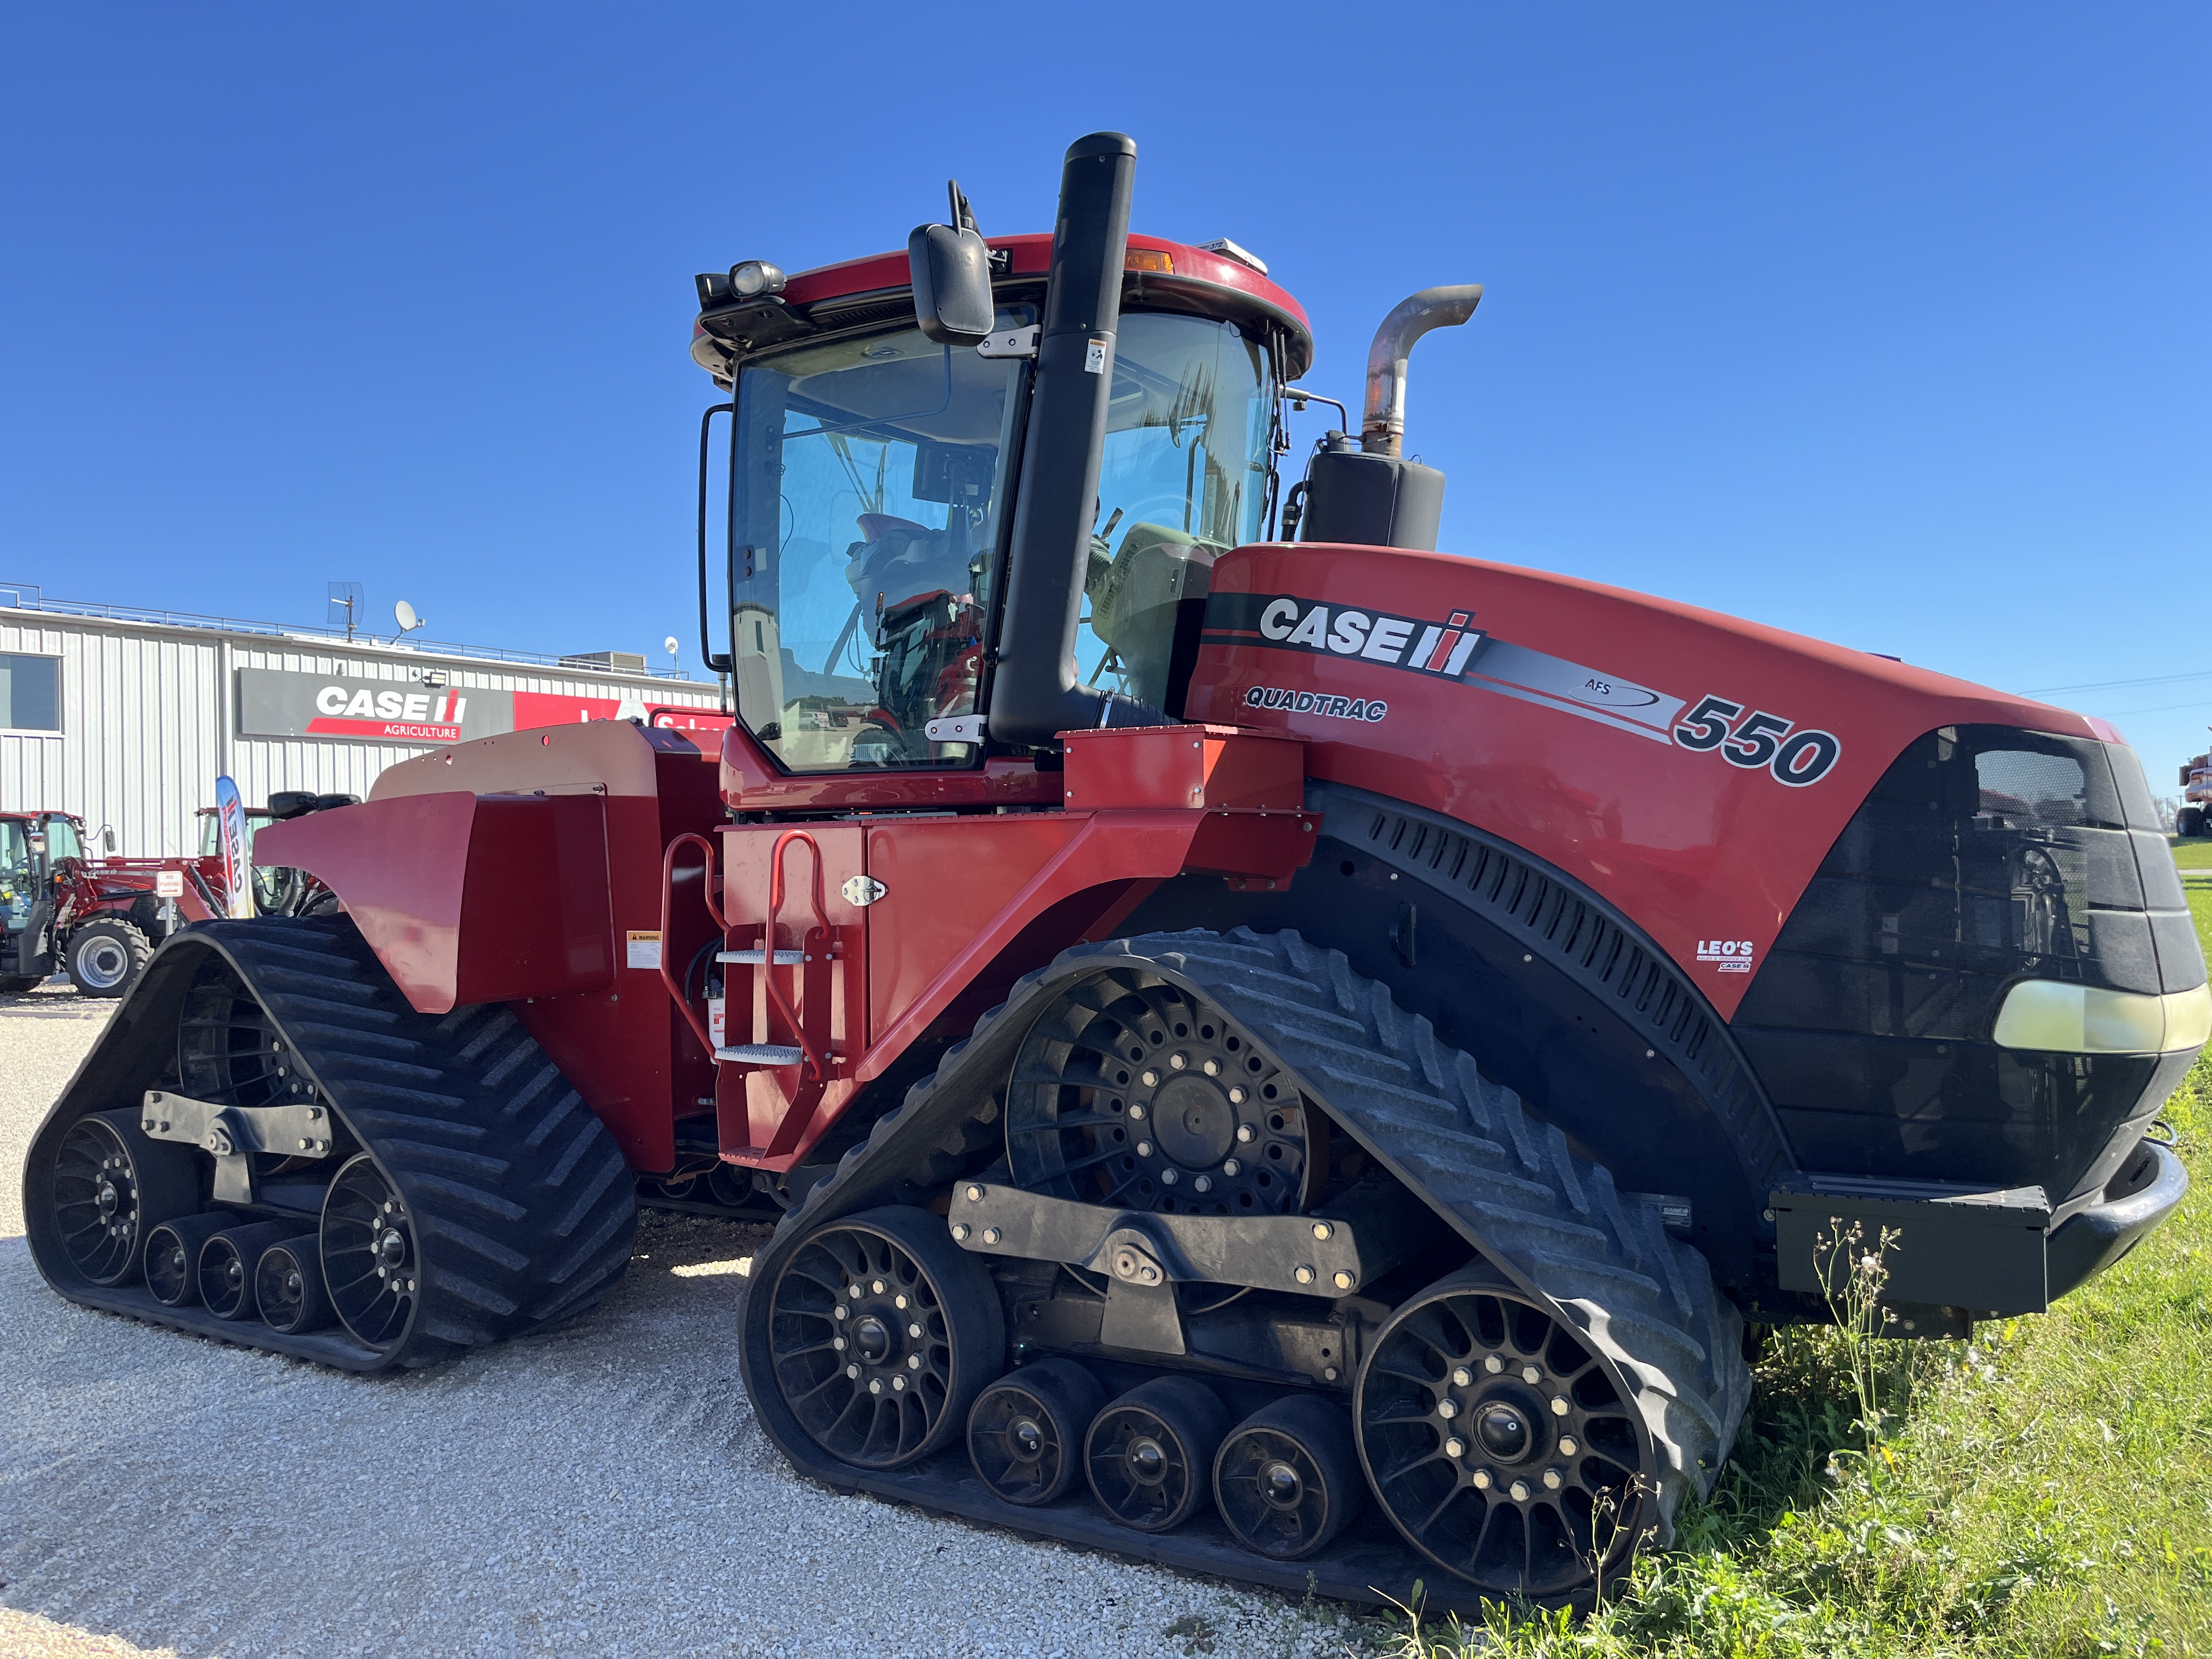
[1,810,91,988]
[693,218,1317,778]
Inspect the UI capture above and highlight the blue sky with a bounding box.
[5,6,2207,777]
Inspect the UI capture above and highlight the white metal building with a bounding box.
[0,584,727,857]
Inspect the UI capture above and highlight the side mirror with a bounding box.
[909,180,995,346]
[101,825,117,854]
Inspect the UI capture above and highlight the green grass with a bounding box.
[1367,868,2212,1658]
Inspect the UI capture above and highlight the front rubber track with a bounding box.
[22,915,637,1371]
[736,926,1750,1608]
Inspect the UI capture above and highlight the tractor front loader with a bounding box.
[26,133,2199,1609]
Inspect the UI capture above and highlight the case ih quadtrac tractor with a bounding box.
[26,134,2202,1607]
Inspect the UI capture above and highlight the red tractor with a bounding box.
[25,134,2200,1609]
[3,794,348,999]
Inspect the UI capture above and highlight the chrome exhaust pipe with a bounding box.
[1360,285,1482,458]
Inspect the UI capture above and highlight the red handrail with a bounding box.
[657,832,724,1058]
[763,830,831,1076]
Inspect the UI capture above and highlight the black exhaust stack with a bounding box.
[986,131,1167,748]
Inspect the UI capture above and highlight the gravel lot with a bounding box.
[0,981,1376,1658]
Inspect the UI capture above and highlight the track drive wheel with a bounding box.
[967,1358,1106,1505]
[767,1205,1005,1470]
[46,1109,199,1287]
[1084,1376,1231,1533]
[1213,1396,1367,1560]
[64,919,152,998]
[1356,1266,1654,1599]
[322,1154,420,1351]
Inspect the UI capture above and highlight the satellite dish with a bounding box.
[663,635,680,656]
[394,600,425,634]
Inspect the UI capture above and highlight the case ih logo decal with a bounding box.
[1203,595,1485,676]
[1206,591,1843,786]
[1696,938,1757,974]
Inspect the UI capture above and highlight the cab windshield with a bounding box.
[727,308,1277,771]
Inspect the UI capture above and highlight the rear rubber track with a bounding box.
[737,924,1750,1604]
[26,916,637,1370]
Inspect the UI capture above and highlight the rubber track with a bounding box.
[1122,928,1752,1541]
[742,925,1751,1585]
[27,916,637,1370]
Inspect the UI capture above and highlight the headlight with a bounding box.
[728,259,786,300]
[1993,979,2212,1054]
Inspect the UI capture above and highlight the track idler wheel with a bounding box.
[967,1358,1107,1506]
[321,1154,420,1350]
[198,1221,309,1321]
[45,1109,199,1288]
[768,1205,1006,1470]
[1084,1376,1231,1533]
[1356,1266,1655,1599]
[1212,1395,1367,1560]
[255,1237,334,1334]
[145,1213,232,1307]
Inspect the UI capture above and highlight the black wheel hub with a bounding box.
[1261,1459,1304,1509]
[771,1223,968,1470]
[50,1118,148,1286]
[1006,968,1311,1217]
[322,1154,418,1350]
[1357,1277,1652,1598]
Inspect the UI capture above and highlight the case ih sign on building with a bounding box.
[236,667,662,744]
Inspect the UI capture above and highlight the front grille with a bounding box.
[1736,724,2200,1203]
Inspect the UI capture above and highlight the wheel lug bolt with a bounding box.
[833,1305,849,1321]
[848,1283,863,1300]
[1222,1159,1240,1176]
[906,1355,921,1370]
[833,1338,847,1351]
[869,1379,883,1395]
[907,1322,923,1339]
[1202,1059,1220,1076]
[894,1294,909,1310]
[1160,1170,1178,1186]
[1550,1396,1570,1417]
[1485,1355,1504,1374]
[1136,1141,1154,1158]
[845,1364,860,1379]
[1452,1366,1472,1387]
[1560,1436,1579,1456]
[891,1375,906,1391]
[1128,1103,1146,1120]
[1521,1365,1541,1385]
[1543,1468,1564,1491]
[1472,1468,1493,1490]
[1444,1436,1466,1458]
[1141,1070,1159,1086]
[1230,1092,1248,1109]
[1436,1398,1458,1419]
[871,1279,886,1295]
[1169,1052,1187,1070]
[1193,1175,1211,1193]
[1510,1480,1531,1502]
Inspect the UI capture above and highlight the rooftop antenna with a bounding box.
[328,580,364,642]
[394,599,428,640]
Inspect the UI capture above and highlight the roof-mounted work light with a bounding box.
[728,260,786,300]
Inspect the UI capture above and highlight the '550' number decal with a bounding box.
[1673,696,1841,787]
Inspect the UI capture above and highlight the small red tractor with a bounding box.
[26,134,2201,1608]
[2,795,345,999]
